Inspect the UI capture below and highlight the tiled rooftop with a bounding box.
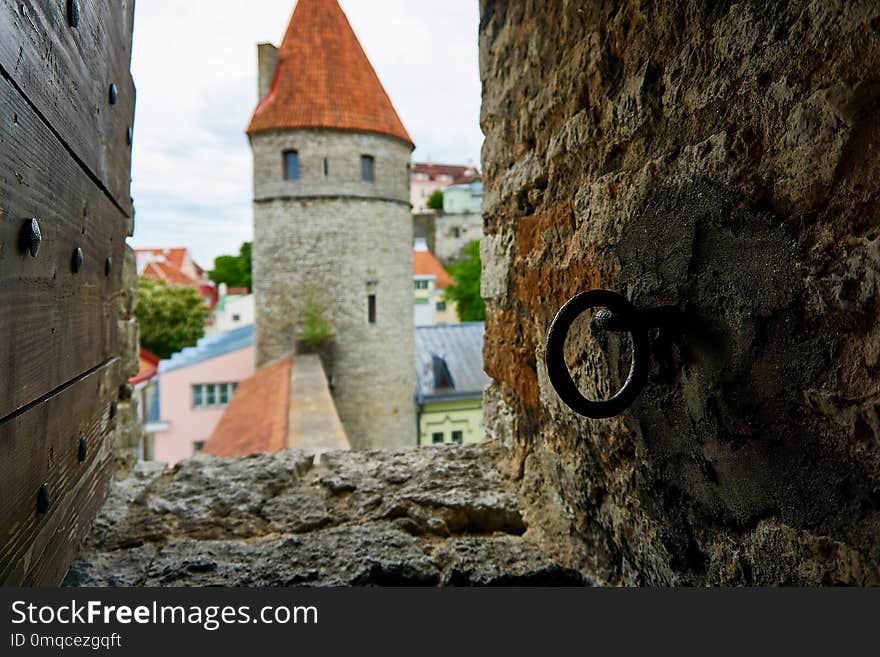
[413,248,454,289]
[202,357,292,458]
[247,0,412,145]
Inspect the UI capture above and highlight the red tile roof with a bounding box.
[136,248,218,310]
[414,248,454,289]
[412,162,479,182]
[135,248,204,278]
[141,261,196,287]
[451,173,482,185]
[202,357,292,458]
[247,0,412,145]
[129,349,160,385]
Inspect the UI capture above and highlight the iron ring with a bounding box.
[545,289,649,418]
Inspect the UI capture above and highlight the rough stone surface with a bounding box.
[251,128,416,449]
[65,445,584,587]
[412,212,485,264]
[113,245,144,475]
[479,0,880,585]
[434,212,484,264]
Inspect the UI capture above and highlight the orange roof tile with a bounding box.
[414,249,454,289]
[141,261,197,287]
[247,0,412,145]
[202,357,292,458]
[135,247,186,268]
[129,349,160,385]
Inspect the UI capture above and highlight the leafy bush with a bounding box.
[426,189,444,211]
[209,242,252,291]
[445,240,485,321]
[136,279,210,358]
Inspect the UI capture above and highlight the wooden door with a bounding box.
[0,0,135,585]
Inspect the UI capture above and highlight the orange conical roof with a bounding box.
[247,0,413,145]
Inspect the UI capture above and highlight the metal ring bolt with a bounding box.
[545,289,679,419]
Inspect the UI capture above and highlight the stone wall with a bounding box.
[252,129,417,450]
[480,0,880,585]
[412,212,483,264]
[412,213,436,254]
[252,129,410,203]
[66,446,583,586]
[434,213,484,264]
[114,247,144,474]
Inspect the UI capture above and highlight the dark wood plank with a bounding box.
[0,71,125,420]
[0,0,135,215]
[0,359,119,586]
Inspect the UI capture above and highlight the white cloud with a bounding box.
[129,0,482,267]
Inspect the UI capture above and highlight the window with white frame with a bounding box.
[192,382,239,409]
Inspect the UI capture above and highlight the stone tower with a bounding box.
[247,0,416,449]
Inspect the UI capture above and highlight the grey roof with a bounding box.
[415,322,490,403]
[158,325,254,374]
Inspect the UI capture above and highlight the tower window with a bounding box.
[432,432,444,445]
[368,294,377,324]
[361,155,375,182]
[284,150,300,180]
[452,431,463,444]
[323,157,329,176]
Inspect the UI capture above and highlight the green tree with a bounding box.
[136,279,211,359]
[445,240,485,321]
[209,241,252,291]
[426,189,444,211]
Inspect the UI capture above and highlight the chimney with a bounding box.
[257,43,278,102]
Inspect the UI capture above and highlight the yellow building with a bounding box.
[413,238,458,325]
[415,323,490,446]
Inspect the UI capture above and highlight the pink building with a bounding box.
[152,325,255,465]
[410,162,479,213]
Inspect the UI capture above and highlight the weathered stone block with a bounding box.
[64,445,581,587]
[479,0,880,585]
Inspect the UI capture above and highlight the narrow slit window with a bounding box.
[323,157,329,176]
[360,154,375,182]
[284,150,300,180]
[368,294,377,324]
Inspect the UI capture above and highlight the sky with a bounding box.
[129,0,483,267]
